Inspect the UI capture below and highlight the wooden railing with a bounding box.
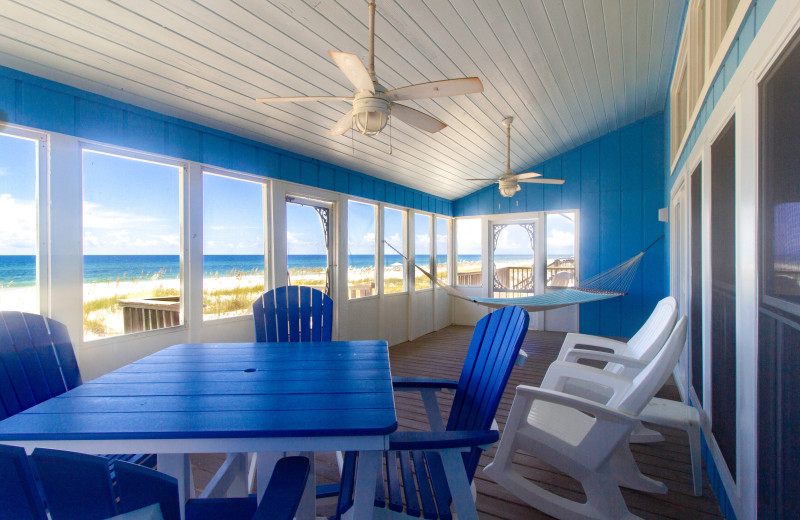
[457,271,482,286]
[494,266,533,292]
[348,282,375,298]
[117,296,180,334]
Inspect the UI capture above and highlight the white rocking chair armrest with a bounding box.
[558,333,628,360]
[541,361,633,401]
[562,349,649,369]
[513,385,640,426]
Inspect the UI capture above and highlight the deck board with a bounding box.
[191,326,722,519]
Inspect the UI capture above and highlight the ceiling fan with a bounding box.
[256,0,483,137]
[467,117,565,197]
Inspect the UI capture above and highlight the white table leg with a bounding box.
[440,450,478,520]
[256,451,282,501]
[345,450,381,520]
[295,453,316,520]
[158,453,193,520]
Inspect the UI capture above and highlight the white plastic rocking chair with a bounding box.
[555,296,702,496]
[484,316,688,520]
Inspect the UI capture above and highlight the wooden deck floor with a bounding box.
[192,326,723,520]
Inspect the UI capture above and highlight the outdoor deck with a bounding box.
[191,326,723,519]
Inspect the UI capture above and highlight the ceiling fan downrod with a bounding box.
[368,0,376,78]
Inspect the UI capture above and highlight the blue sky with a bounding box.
[83,150,180,255]
[204,173,264,255]
[0,134,37,255]
[348,200,376,255]
[286,202,327,255]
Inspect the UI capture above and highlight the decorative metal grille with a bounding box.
[492,223,535,293]
[286,196,332,295]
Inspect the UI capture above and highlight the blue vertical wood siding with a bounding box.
[0,66,451,216]
[454,113,667,337]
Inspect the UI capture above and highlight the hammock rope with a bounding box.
[383,234,663,313]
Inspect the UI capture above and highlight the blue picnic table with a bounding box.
[0,340,398,520]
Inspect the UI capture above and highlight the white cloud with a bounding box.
[547,230,575,249]
[83,201,161,230]
[286,231,303,245]
[154,234,179,247]
[0,194,36,253]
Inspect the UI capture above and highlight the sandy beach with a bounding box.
[0,260,527,340]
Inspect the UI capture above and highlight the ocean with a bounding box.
[0,254,470,287]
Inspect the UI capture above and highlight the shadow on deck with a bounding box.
[191,326,723,520]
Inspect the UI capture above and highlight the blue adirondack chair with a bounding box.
[0,311,155,468]
[16,447,309,520]
[250,286,335,499]
[252,286,334,342]
[333,305,530,520]
[0,444,48,520]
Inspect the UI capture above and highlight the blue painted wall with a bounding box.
[0,66,452,216]
[453,113,667,338]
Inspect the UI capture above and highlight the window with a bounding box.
[546,212,576,288]
[710,117,737,478]
[0,131,42,313]
[492,222,534,298]
[202,172,265,320]
[671,0,745,163]
[758,31,800,517]
[690,164,704,397]
[383,207,406,294]
[348,200,376,299]
[456,218,482,286]
[286,196,331,294]
[436,217,448,283]
[671,48,689,160]
[82,149,182,340]
[414,213,432,290]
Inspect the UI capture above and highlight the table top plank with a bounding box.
[96,368,390,383]
[0,409,398,439]
[22,393,394,414]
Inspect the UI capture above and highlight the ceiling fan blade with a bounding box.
[329,51,375,93]
[515,171,542,179]
[326,110,354,136]
[256,96,353,103]
[391,104,446,133]
[386,77,484,101]
[465,178,500,181]
[518,178,566,185]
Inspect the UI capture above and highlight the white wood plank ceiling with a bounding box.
[0,0,684,200]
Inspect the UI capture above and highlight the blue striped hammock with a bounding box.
[388,235,662,313]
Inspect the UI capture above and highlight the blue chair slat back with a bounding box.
[252,455,311,520]
[31,448,118,520]
[252,286,333,343]
[0,312,42,412]
[115,459,181,520]
[446,306,529,477]
[0,312,83,421]
[0,444,48,520]
[45,317,82,390]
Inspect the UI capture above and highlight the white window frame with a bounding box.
[0,124,49,314]
[79,143,188,342]
[200,166,270,324]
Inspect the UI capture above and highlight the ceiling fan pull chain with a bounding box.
[389,114,393,155]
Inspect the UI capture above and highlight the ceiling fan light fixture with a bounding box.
[499,181,519,198]
[353,94,389,135]
[354,109,388,135]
